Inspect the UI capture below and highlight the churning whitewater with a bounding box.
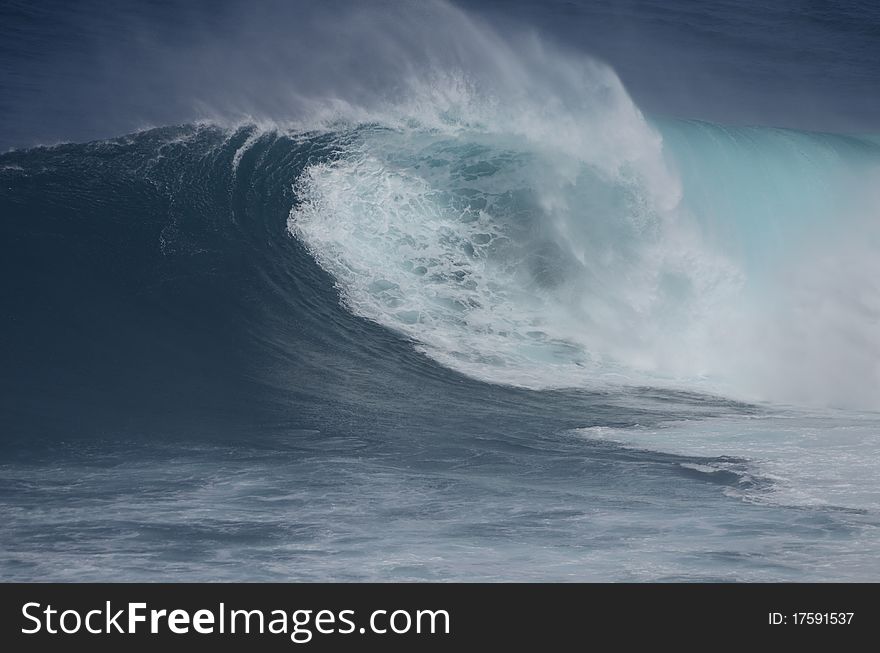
[287,43,880,409]
[1,0,879,582]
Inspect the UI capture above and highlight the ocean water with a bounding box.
[1,0,879,581]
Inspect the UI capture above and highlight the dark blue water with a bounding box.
[1,0,879,581]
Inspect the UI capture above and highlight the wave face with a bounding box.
[2,0,880,582]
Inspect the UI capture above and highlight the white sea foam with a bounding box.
[286,19,742,393]
[575,410,880,512]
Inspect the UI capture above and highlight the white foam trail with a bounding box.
[230,129,263,175]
